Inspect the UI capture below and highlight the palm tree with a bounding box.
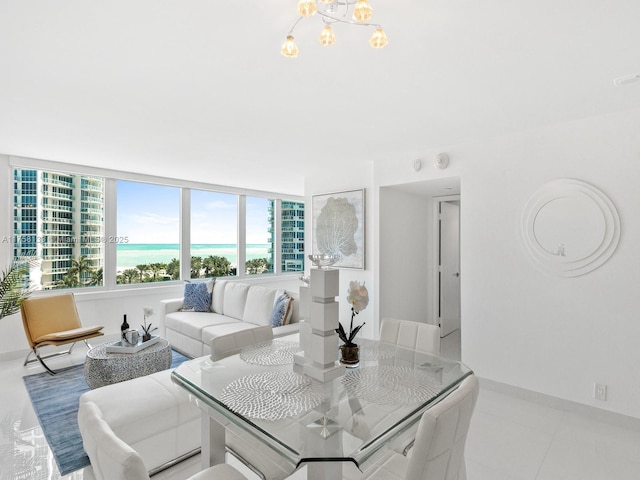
[148,263,164,282]
[190,256,203,278]
[118,268,139,284]
[88,267,103,286]
[136,264,149,282]
[166,258,180,280]
[69,255,94,285]
[246,258,271,275]
[56,272,80,289]
[202,256,230,277]
[0,258,33,319]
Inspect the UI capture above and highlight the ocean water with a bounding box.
[116,243,270,271]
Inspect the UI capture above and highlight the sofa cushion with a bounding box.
[165,311,239,340]
[201,322,262,346]
[243,286,277,326]
[223,282,250,320]
[182,282,211,312]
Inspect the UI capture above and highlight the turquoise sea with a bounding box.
[116,243,270,271]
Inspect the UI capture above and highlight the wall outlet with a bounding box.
[593,382,607,401]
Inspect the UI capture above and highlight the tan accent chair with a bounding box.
[21,293,104,374]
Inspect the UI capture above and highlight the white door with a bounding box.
[439,201,461,337]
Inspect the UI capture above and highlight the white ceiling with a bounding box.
[2,1,640,196]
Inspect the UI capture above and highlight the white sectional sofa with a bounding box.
[159,280,300,359]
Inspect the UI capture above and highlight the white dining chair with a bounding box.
[346,375,479,480]
[380,318,441,355]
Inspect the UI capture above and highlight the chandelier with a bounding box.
[281,0,388,58]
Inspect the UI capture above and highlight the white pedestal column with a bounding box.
[294,268,345,382]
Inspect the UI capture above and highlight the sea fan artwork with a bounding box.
[316,197,358,258]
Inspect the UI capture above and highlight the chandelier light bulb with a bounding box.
[297,0,318,17]
[281,36,299,58]
[369,27,388,48]
[319,0,335,3]
[353,0,373,23]
[318,25,336,47]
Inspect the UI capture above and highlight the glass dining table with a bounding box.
[171,336,473,480]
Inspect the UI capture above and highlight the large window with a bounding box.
[190,190,238,279]
[12,168,105,290]
[246,196,274,275]
[9,160,304,291]
[116,181,180,284]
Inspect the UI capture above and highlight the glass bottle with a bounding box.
[121,314,129,339]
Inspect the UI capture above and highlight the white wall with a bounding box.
[379,187,432,323]
[375,108,640,419]
[304,163,376,340]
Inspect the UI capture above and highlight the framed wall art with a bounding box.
[312,188,365,269]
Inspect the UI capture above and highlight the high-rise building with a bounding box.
[13,169,105,290]
[269,200,305,272]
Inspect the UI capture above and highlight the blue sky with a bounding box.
[117,181,270,244]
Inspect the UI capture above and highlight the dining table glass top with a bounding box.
[171,336,472,472]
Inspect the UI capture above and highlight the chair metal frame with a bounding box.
[23,338,97,374]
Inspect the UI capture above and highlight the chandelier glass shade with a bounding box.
[281,0,387,57]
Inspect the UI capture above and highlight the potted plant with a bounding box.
[335,281,369,367]
[0,257,34,319]
[140,306,157,342]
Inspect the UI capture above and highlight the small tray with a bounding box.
[105,335,161,354]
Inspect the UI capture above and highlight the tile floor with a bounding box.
[1,332,639,480]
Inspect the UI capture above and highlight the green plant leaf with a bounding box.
[348,322,366,343]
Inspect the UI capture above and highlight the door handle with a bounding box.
[453,272,460,277]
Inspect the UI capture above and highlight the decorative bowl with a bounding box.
[308,254,341,268]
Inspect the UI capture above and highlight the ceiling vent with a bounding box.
[613,73,640,87]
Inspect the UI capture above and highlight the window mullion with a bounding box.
[237,195,246,278]
[180,188,191,281]
[104,178,117,289]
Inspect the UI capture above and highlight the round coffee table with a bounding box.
[84,338,172,389]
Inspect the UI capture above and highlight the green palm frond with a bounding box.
[0,257,36,319]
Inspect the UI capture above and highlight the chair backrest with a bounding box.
[78,401,150,480]
[405,375,479,480]
[210,325,274,361]
[21,293,82,347]
[380,318,441,355]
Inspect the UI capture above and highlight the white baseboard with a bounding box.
[479,377,640,429]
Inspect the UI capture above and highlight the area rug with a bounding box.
[22,349,189,476]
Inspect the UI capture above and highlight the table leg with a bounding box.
[307,462,343,480]
[201,412,226,469]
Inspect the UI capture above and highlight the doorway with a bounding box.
[436,196,461,339]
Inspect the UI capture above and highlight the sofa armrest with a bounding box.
[158,297,184,337]
[272,323,299,338]
[161,297,184,314]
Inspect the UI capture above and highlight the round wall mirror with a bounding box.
[521,179,620,277]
